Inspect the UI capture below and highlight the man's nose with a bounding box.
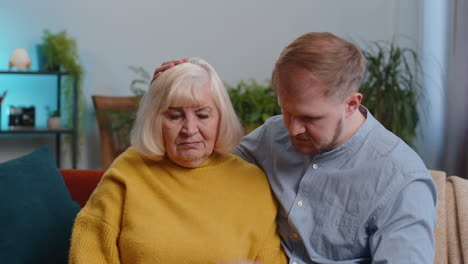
[288,117,305,137]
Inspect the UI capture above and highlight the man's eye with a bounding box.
[197,114,209,119]
[302,116,319,122]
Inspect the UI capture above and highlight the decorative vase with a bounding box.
[47,117,61,130]
[9,48,31,71]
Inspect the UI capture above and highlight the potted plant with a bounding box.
[227,79,281,134]
[97,65,149,138]
[41,30,81,73]
[360,42,422,144]
[40,29,85,160]
[46,107,61,130]
[128,65,151,96]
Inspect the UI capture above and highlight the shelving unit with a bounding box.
[0,71,78,168]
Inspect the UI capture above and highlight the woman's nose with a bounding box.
[181,116,198,135]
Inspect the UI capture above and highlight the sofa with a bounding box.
[430,170,468,264]
[60,169,105,208]
[0,146,466,264]
[60,169,468,264]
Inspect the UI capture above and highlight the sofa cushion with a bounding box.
[0,146,80,264]
[60,169,104,207]
[430,170,468,264]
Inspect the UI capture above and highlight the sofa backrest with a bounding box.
[60,169,105,207]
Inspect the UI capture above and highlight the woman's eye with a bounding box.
[197,114,209,119]
[168,114,182,120]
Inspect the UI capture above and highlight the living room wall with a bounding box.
[0,0,421,169]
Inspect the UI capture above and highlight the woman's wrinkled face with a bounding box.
[162,84,220,168]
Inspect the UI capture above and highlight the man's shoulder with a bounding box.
[243,115,289,144]
[235,115,294,166]
[264,114,284,124]
[260,115,284,131]
[365,122,428,177]
[262,115,289,137]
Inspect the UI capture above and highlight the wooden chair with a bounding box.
[92,95,141,169]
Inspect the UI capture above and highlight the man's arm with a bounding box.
[233,124,266,166]
[369,178,437,263]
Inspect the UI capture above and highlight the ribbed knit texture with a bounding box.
[69,147,286,264]
[431,170,468,264]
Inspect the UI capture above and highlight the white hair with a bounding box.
[131,58,243,160]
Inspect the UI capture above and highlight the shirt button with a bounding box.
[292,233,299,239]
[312,163,318,169]
[297,201,303,207]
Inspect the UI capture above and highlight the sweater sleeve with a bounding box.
[68,211,120,263]
[254,209,288,264]
[256,248,287,264]
[254,224,287,264]
[69,165,127,263]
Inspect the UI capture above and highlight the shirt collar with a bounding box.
[312,105,378,161]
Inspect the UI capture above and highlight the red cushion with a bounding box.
[60,169,105,208]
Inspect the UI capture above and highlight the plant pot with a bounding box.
[36,44,46,71]
[36,44,61,72]
[47,117,61,130]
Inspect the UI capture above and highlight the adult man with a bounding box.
[154,32,437,263]
[234,32,437,263]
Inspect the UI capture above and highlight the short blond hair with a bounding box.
[272,32,366,99]
[131,58,243,160]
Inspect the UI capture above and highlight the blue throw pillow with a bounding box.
[0,146,80,264]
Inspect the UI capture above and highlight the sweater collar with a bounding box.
[164,152,225,170]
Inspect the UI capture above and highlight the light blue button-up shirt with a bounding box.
[234,107,437,264]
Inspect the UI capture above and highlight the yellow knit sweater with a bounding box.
[69,147,286,264]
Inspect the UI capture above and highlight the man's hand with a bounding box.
[151,58,189,83]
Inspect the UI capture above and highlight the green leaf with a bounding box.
[41,29,85,164]
[360,41,423,144]
[226,79,281,132]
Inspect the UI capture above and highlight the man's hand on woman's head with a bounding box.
[151,58,190,84]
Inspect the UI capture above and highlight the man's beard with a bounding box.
[291,118,343,155]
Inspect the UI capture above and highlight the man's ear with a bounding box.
[345,93,363,117]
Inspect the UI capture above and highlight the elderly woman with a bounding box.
[69,58,286,264]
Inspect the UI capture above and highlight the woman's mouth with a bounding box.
[179,141,201,148]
